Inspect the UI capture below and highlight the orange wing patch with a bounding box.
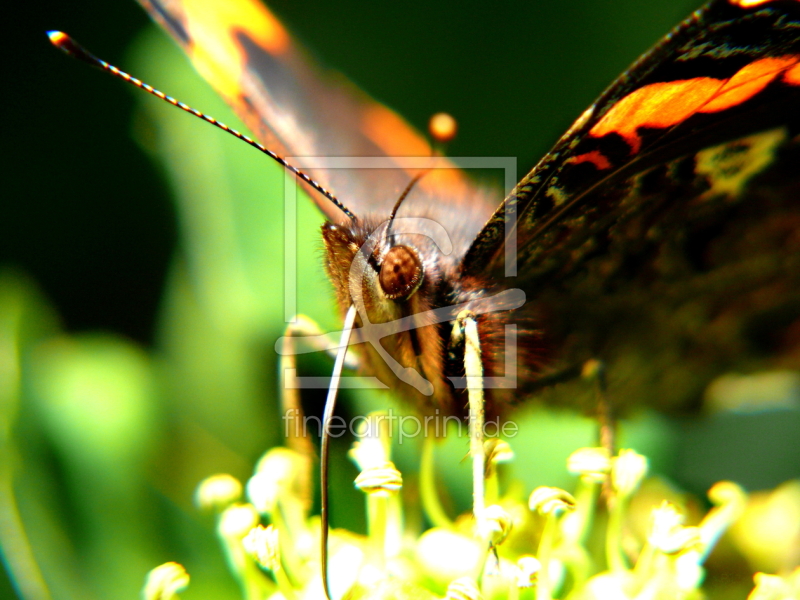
[362,104,431,158]
[729,0,796,7]
[703,56,799,111]
[361,104,473,197]
[785,62,800,86]
[589,55,800,154]
[565,149,613,171]
[181,0,290,101]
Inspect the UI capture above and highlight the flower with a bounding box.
[196,473,243,511]
[143,432,790,600]
[143,562,189,600]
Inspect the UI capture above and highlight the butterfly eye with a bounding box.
[379,245,423,301]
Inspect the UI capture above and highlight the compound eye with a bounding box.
[379,245,423,301]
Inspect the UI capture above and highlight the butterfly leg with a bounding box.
[581,359,616,456]
[455,311,488,539]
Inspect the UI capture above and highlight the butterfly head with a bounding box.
[321,217,430,318]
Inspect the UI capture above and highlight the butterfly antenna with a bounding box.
[384,112,457,241]
[380,112,457,246]
[47,31,356,221]
[320,305,357,600]
[383,171,425,246]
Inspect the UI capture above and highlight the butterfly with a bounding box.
[50,0,791,501]
[121,0,800,422]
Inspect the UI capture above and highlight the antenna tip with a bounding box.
[47,30,68,45]
[429,112,457,144]
[47,31,97,65]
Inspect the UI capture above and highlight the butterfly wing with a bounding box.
[462,0,800,409]
[465,0,799,277]
[138,0,494,227]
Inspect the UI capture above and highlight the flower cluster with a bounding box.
[142,413,798,600]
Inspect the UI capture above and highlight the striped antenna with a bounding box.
[47,31,356,221]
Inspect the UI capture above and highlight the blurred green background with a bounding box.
[5,1,799,598]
